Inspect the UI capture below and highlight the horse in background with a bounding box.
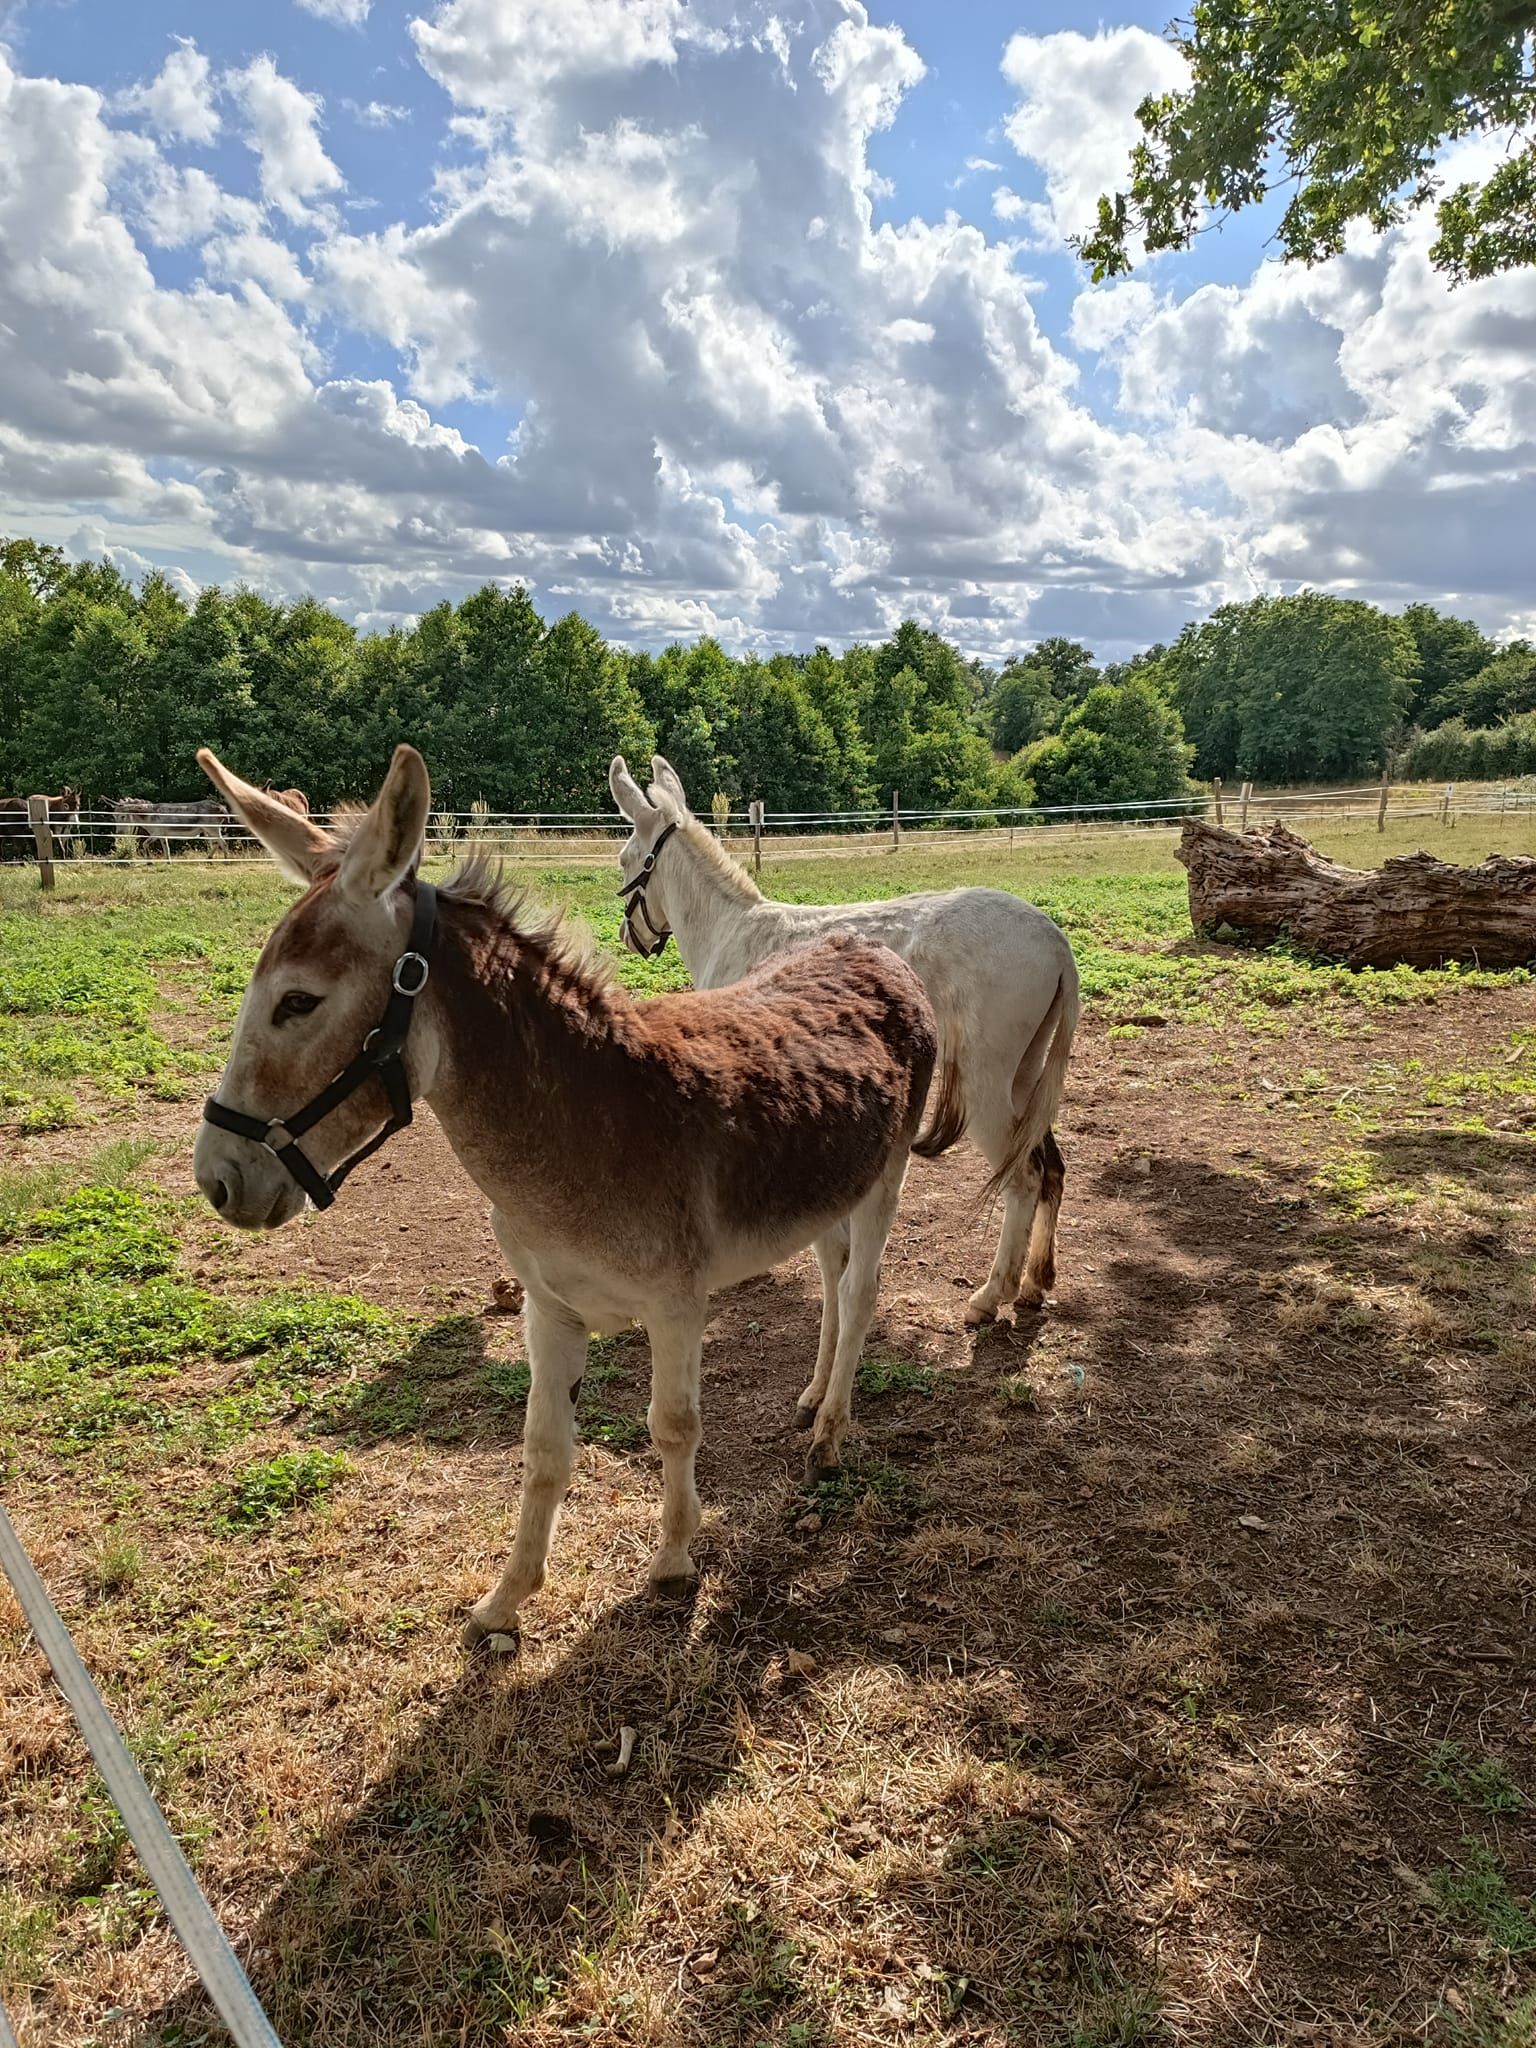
[0,787,81,860]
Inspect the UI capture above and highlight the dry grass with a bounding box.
[3,862,1536,2047]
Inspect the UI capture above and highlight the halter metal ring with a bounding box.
[392,953,430,995]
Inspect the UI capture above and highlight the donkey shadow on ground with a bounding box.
[141,1257,1162,2047]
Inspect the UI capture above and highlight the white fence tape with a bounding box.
[0,1506,282,2048]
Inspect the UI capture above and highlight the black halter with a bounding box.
[616,818,679,958]
[202,882,438,1212]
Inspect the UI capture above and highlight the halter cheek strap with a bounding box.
[202,882,437,1212]
[616,818,678,958]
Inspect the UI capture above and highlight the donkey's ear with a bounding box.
[198,748,332,886]
[610,755,659,826]
[335,745,431,903]
[650,754,691,811]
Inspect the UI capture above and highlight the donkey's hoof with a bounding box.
[793,1401,819,1431]
[463,1612,520,1656]
[964,1296,999,1328]
[648,1568,698,1604]
[804,1447,842,1483]
[1012,1284,1046,1314]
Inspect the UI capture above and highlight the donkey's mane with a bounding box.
[651,791,763,906]
[438,853,621,1011]
[307,819,615,1008]
[309,811,622,1011]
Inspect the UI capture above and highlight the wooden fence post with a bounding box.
[1211,776,1224,826]
[892,789,901,852]
[1239,780,1252,829]
[28,796,55,892]
[750,799,763,876]
[1377,764,1391,832]
[1441,783,1453,826]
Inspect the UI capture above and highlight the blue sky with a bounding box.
[1,0,1532,658]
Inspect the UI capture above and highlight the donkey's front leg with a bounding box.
[464,1295,587,1648]
[795,1222,850,1427]
[644,1307,707,1598]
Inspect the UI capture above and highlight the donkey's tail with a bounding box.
[977,967,1079,1211]
[912,1046,967,1158]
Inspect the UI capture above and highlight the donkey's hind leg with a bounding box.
[806,1158,907,1480]
[964,1100,1043,1326]
[1017,1129,1065,1310]
[464,1292,587,1648]
[645,1305,708,1599]
[795,1220,850,1429]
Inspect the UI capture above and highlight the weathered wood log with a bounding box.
[1175,819,1536,968]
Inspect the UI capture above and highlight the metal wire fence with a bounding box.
[4,778,1534,877]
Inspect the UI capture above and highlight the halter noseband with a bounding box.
[616,818,679,958]
[202,882,438,1212]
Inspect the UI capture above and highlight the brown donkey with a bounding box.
[193,746,947,1646]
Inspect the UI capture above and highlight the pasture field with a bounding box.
[2,815,1534,2047]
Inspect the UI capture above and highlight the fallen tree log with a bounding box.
[1175,819,1536,968]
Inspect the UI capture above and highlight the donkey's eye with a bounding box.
[274,990,322,1024]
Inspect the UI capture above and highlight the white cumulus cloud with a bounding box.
[225,55,344,223]
[1000,26,1188,252]
[411,0,695,116]
[117,37,220,145]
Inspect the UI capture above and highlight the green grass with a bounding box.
[0,1888,54,1992]
[479,1334,650,1451]
[583,1409,649,1450]
[3,820,1533,2048]
[1439,1988,1536,2046]
[91,1534,144,1597]
[0,1138,154,1231]
[1426,1743,1527,1816]
[222,1449,351,1526]
[0,1176,412,1465]
[801,1453,919,1521]
[1066,1987,1166,2048]
[0,881,273,1126]
[855,1351,936,1398]
[1430,1842,1536,1955]
[480,1357,532,1405]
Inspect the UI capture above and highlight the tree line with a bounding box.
[1142,592,1536,787]
[1,536,1530,817]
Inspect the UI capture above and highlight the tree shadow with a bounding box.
[1042,1140,1536,2031]
[1366,1126,1536,1198]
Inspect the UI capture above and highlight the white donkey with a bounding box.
[610,756,1079,1324]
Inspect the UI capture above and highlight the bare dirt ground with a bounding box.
[6,977,1536,2045]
